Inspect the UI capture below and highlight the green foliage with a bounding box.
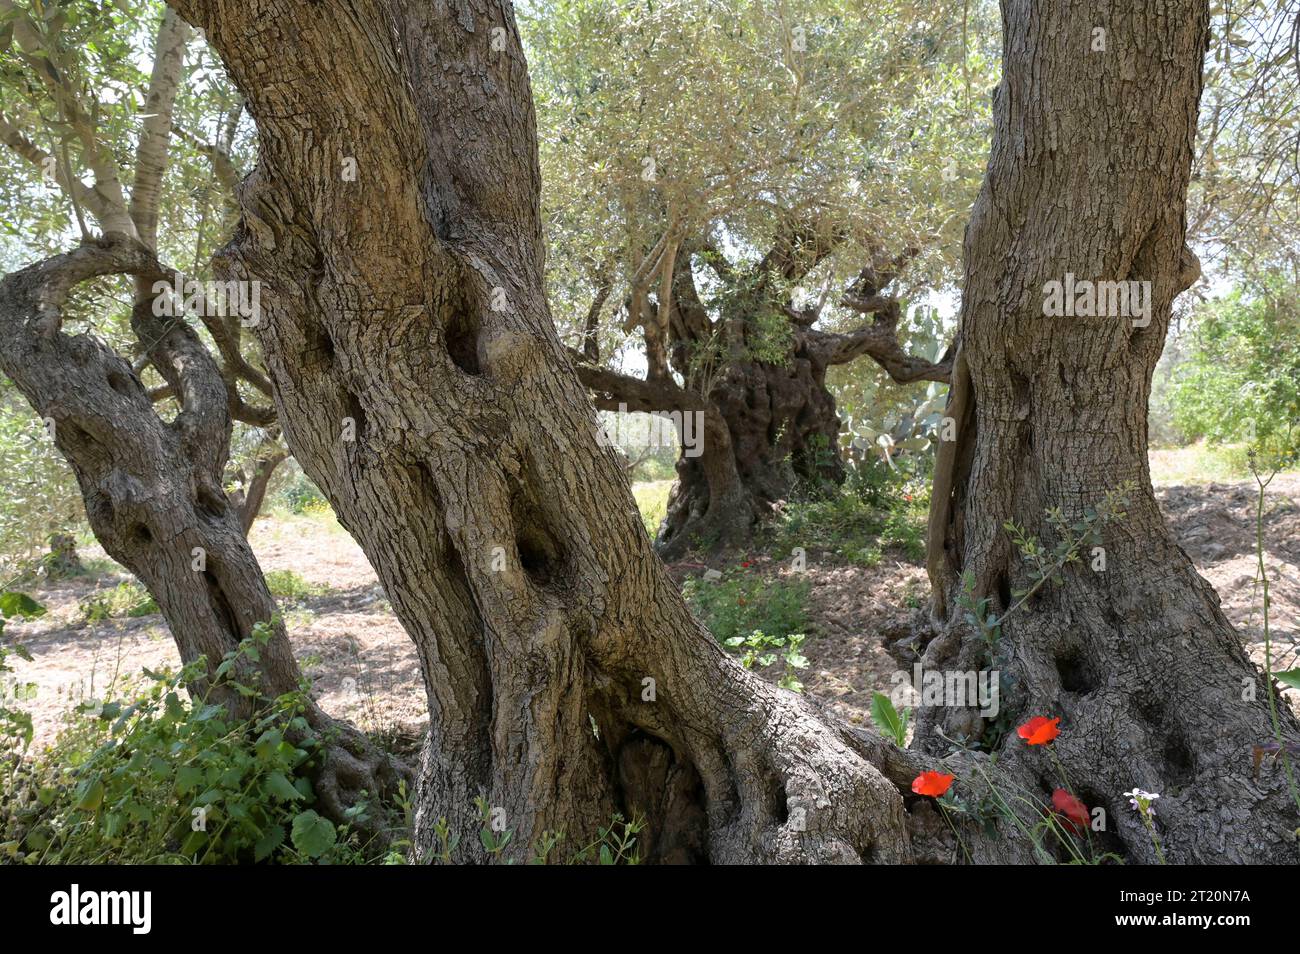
[526,810,645,865]
[1164,280,1300,468]
[770,491,882,558]
[275,468,332,516]
[1275,670,1300,692]
[289,809,337,859]
[0,623,368,864]
[635,456,677,482]
[264,570,326,600]
[960,487,1131,667]
[870,690,909,746]
[411,800,644,865]
[1003,487,1130,600]
[525,0,998,362]
[768,453,930,562]
[838,361,950,473]
[0,591,44,621]
[572,813,645,865]
[0,591,43,767]
[880,506,927,562]
[682,566,810,646]
[950,489,1133,752]
[0,397,85,575]
[1190,3,1300,275]
[473,795,514,858]
[723,630,809,692]
[78,580,158,621]
[632,479,673,537]
[956,572,1000,660]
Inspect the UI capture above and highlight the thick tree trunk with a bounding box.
[0,241,403,826]
[174,0,1294,864]
[174,0,920,862]
[44,532,85,579]
[660,346,843,556]
[0,3,400,833]
[924,0,1300,863]
[596,255,950,559]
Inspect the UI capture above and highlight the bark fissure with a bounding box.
[172,0,914,863]
[920,0,1300,863]
[0,237,406,831]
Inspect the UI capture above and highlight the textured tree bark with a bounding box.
[924,0,1300,863]
[577,244,951,558]
[44,532,84,579]
[170,0,1293,864]
[0,240,404,826]
[660,312,951,558]
[0,4,400,831]
[171,0,918,862]
[660,349,844,557]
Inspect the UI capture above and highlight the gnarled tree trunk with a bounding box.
[0,4,400,832]
[175,0,1297,864]
[923,0,1300,863]
[174,0,919,863]
[578,243,951,559]
[0,241,403,824]
[661,343,845,555]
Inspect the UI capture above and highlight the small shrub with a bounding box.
[724,629,809,692]
[1,623,368,864]
[881,506,927,561]
[767,454,930,563]
[79,581,157,621]
[265,569,325,600]
[682,566,810,645]
[1,592,44,772]
[277,469,331,516]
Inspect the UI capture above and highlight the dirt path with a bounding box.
[6,477,1298,748]
[6,514,423,748]
[781,475,1300,726]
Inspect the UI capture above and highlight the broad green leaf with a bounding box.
[73,776,104,812]
[254,823,285,862]
[291,811,336,859]
[265,771,304,802]
[176,765,203,793]
[0,592,45,619]
[1274,669,1300,691]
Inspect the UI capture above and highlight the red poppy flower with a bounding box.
[911,771,955,797]
[741,561,752,568]
[1051,788,1090,832]
[1017,715,1061,745]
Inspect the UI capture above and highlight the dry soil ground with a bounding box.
[7,471,1298,749]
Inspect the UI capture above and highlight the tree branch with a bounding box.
[0,235,233,472]
[566,348,705,415]
[811,296,953,383]
[171,124,243,196]
[757,214,844,286]
[130,7,193,248]
[0,113,116,225]
[1,0,137,236]
[581,269,612,362]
